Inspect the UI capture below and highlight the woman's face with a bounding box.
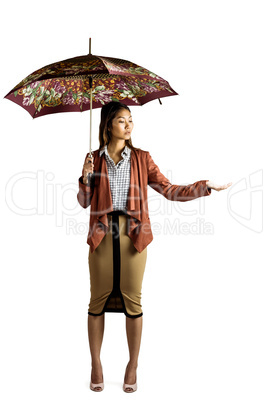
[110,108,133,141]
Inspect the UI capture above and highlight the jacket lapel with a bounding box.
[126,150,142,232]
[127,150,136,211]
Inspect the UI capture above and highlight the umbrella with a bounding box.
[4,38,178,158]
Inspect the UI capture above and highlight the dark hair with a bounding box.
[98,101,140,153]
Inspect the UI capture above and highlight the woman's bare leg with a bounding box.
[88,314,105,388]
[124,315,143,389]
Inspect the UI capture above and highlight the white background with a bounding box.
[0,0,267,401]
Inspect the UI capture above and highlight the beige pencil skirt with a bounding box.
[88,210,147,318]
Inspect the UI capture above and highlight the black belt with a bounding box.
[107,210,128,217]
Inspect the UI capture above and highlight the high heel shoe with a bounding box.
[90,366,104,392]
[123,363,137,393]
[90,379,104,392]
[123,381,137,393]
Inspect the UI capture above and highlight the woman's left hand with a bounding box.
[206,180,232,192]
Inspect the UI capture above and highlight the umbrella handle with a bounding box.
[84,153,94,182]
[88,153,93,178]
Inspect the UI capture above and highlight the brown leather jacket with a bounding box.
[77,147,211,253]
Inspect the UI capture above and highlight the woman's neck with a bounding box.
[107,140,126,156]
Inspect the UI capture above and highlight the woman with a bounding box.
[77,101,232,393]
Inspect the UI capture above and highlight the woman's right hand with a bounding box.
[82,153,94,183]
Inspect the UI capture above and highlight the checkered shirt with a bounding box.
[99,144,131,211]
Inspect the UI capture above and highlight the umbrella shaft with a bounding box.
[89,75,93,157]
[90,88,92,155]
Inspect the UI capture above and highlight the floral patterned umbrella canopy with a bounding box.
[4,39,178,155]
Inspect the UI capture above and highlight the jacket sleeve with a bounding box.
[146,151,211,202]
[77,175,94,208]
